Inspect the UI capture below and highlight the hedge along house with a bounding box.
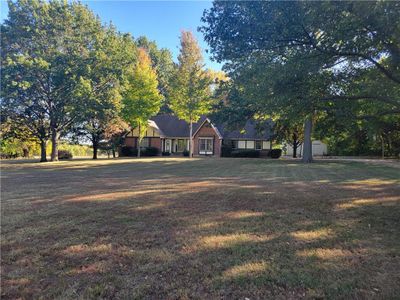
[123,114,273,156]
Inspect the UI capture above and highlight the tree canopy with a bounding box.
[169,31,213,157]
[201,1,400,160]
[121,48,162,157]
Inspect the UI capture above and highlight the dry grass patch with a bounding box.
[1,158,400,299]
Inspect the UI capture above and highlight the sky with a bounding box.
[0,0,222,70]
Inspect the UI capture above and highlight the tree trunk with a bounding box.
[302,117,313,163]
[40,140,47,162]
[292,133,298,158]
[137,123,141,158]
[381,134,385,159]
[92,135,98,160]
[293,143,298,158]
[112,148,116,158]
[23,148,29,158]
[189,120,193,158]
[50,127,60,161]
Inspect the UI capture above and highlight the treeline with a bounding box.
[2,1,399,162]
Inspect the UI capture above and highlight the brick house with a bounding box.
[123,114,273,156]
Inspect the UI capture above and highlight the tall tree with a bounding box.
[1,0,104,161]
[201,1,400,162]
[169,31,212,157]
[136,36,174,108]
[121,48,162,158]
[75,30,137,159]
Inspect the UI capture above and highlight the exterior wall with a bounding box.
[123,136,162,155]
[127,126,160,138]
[193,122,221,156]
[125,137,136,148]
[284,140,328,156]
[149,137,161,151]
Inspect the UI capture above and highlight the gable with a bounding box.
[193,119,222,139]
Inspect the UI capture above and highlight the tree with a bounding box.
[201,1,400,162]
[1,0,106,162]
[121,48,162,158]
[275,119,304,158]
[136,36,174,109]
[75,30,137,159]
[169,31,213,157]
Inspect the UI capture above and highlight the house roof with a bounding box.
[150,114,273,140]
[217,119,274,140]
[150,114,207,138]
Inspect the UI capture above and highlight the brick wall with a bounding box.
[124,137,162,155]
[149,138,162,152]
[193,122,221,156]
[125,137,136,147]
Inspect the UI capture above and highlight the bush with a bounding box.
[231,149,260,158]
[221,144,232,157]
[58,150,73,160]
[269,149,282,159]
[182,150,189,157]
[141,146,159,156]
[162,151,171,156]
[120,146,137,157]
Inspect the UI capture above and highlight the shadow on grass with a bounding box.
[1,159,399,298]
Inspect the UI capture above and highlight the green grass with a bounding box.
[1,157,400,299]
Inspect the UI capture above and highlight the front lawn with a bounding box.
[1,158,399,299]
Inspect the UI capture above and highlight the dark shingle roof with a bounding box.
[217,120,273,140]
[150,114,273,140]
[150,114,207,138]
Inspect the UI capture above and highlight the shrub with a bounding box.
[120,146,137,157]
[162,151,171,156]
[269,149,282,159]
[231,149,260,158]
[182,150,189,157]
[58,150,73,160]
[141,146,159,156]
[221,144,232,157]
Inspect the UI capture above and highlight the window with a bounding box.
[262,141,270,149]
[231,140,238,149]
[140,138,150,148]
[177,139,186,152]
[255,140,262,150]
[199,138,213,154]
[238,140,246,149]
[246,141,255,149]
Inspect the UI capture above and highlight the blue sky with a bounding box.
[0,0,222,70]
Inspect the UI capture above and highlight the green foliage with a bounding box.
[231,149,260,158]
[200,1,400,159]
[121,48,162,157]
[1,0,106,160]
[269,149,282,159]
[55,143,92,157]
[75,26,136,159]
[169,31,213,157]
[119,146,159,157]
[169,31,213,124]
[136,36,174,107]
[58,150,73,160]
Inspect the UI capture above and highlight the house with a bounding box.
[123,114,273,156]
